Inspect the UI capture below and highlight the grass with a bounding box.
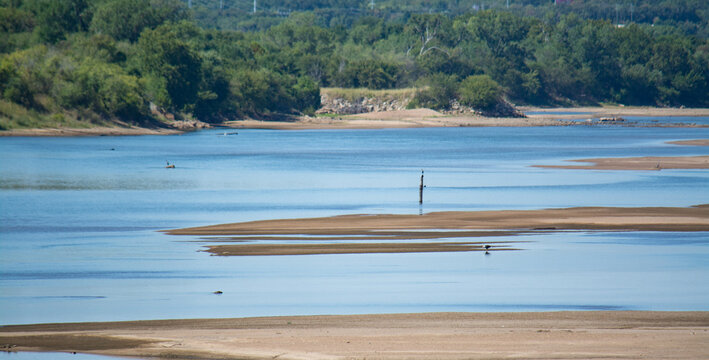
[0,100,103,130]
[0,99,173,131]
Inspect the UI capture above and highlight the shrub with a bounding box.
[457,74,503,110]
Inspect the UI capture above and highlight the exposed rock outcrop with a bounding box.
[316,93,413,115]
[316,93,525,118]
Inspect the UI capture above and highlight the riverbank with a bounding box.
[0,119,209,137]
[0,126,183,137]
[225,106,709,130]
[2,311,708,359]
[3,107,708,135]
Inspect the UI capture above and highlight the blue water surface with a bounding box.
[1,125,708,325]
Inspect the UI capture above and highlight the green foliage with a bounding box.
[137,22,203,111]
[335,60,400,89]
[458,74,503,109]
[2,0,709,130]
[30,0,90,43]
[409,73,458,110]
[90,0,189,42]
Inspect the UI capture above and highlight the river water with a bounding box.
[1,124,709,328]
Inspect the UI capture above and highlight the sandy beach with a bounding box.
[2,311,708,359]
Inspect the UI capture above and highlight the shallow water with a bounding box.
[1,125,709,325]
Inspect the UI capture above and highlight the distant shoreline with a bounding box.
[0,126,183,137]
[226,106,709,130]
[2,311,708,359]
[2,106,709,136]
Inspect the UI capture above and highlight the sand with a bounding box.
[224,107,709,130]
[535,155,709,170]
[2,312,709,359]
[669,139,709,146]
[183,205,709,256]
[531,138,709,170]
[4,107,708,135]
[204,241,520,256]
[167,205,709,239]
[166,205,709,256]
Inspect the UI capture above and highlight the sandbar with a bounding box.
[205,241,520,256]
[535,155,709,170]
[166,205,709,238]
[168,205,709,256]
[2,311,708,359]
[668,139,709,146]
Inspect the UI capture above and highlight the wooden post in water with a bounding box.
[419,170,424,204]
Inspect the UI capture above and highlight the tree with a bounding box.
[93,0,189,42]
[137,23,203,112]
[31,0,89,43]
[405,14,452,57]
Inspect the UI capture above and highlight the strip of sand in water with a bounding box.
[2,311,708,359]
[165,205,709,256]
[534,155,709,170]
[204,241,520,256]
[166,205,709,237]
[668,139,709,146]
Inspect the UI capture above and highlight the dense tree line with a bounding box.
[1,0,708,128]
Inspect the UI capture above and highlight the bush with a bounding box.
[457,74,503,110]
[409,73,458,110]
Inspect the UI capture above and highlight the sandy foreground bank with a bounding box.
[224,107,709,130]
[2,312,708,359]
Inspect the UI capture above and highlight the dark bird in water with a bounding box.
[485,251,490,255]
[213,291,223,295]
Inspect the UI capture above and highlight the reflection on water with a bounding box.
[1,126,709,325]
